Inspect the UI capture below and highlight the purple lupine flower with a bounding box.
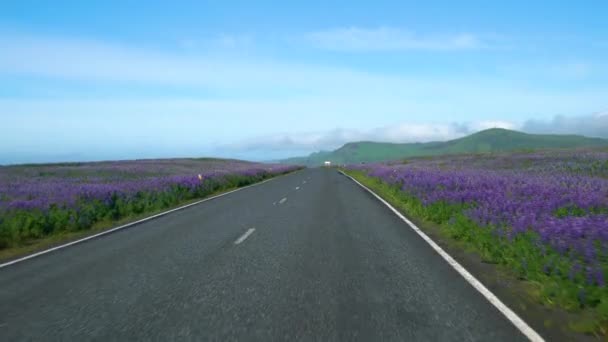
[0,159,301,213]
[346,149,608,278]
[594,267,605,287]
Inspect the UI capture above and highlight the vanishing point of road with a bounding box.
[0,168,530,341]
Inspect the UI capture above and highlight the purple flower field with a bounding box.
[0,158,300,248]
[0,159,297,211]
[347,149,608,289]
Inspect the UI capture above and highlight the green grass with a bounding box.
[342,169,608,336]
[284,128,608,166]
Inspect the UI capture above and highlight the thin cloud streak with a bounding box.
[0,33,490,95]
[306,27,486,51]
[1,32,606,116]
[0,30,492,89]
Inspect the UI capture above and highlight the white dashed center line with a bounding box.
[295,186,300,190]
[234,228,256,245]
[279,197,287,204]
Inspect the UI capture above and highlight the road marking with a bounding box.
[234,228,256,245]
[339,171,544,342]
[295,186,300,190]
[303,180,306,184]
[279,197,287,204]
[0,171,300,270]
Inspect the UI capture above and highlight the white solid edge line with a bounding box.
[0,173,290,269]
[339,171,544,342]
[234,228,256,245]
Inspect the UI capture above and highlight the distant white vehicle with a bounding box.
[324,161,331,167]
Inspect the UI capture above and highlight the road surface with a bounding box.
[0,168,528,341]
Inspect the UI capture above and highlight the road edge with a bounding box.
[0,170,298,269]
[339,170,545,342]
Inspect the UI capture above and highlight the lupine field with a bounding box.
[0,158,301,250]
[346,149,608,331]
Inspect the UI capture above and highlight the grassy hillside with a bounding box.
[282,128,608,166]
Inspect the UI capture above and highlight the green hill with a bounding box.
[281,128,608,166]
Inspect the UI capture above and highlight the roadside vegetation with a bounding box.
[0,159,302,257]
[343,149,608,336]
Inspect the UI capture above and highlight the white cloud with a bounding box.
[368,123,464,142]
[306,27,484,51]
[522,112,608,138]
[222,121,520,154]
[0,32,606,118]
[0,33,358,89]
[0,32,492,97]
[472,121,517,131]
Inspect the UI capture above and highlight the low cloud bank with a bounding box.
[225,112,608,158]
[224,121,516,155]
[522,112,608,138]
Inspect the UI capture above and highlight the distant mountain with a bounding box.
[281,128,608,166]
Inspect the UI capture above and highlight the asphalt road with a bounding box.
[0,168,528,341]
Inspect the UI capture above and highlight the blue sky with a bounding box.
[1,1,607,164]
